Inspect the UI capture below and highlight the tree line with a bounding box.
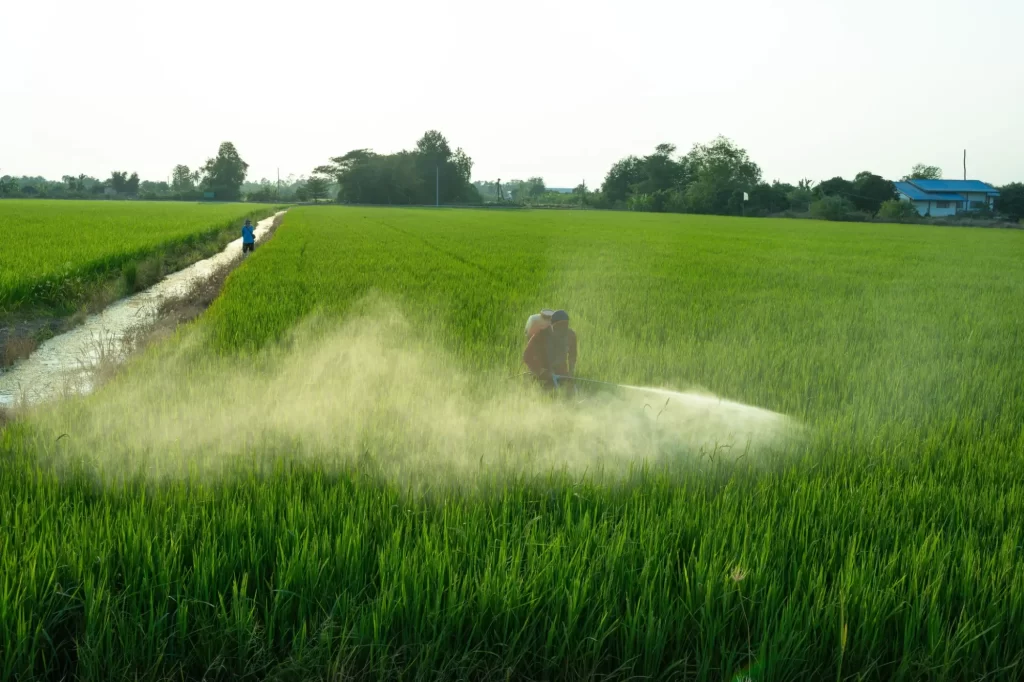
[4,133,1023,223]
[591,139,1023,223]
[0,142,252,203]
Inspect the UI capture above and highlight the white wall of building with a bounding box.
[909,199,957,217]
[961,192,995,210]
[899,187,997,216]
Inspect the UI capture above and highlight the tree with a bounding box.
[295,184,310,202]
[172,165,194,191]
[320,132,476,206]
[314,149,373,182]
[414,130,474,204]
[108,171,128,194]
[600,143,690,211]
[0,176,19,197]
[245,179,280,203]
[601,156,645,205]
[787,179,816,212]
[125,172,140,196]
[994,183,1024,221]
[634,145,688,203]
[817,176,856,200]
[201,142,249,201]
[316,149,377,202]
[572,182,589,206]
[851,171,897,215]
[747,181,792,214]
[306,177,330,203]
[523,177,546,200]
[683,136,761,215]
[903,164,942,181]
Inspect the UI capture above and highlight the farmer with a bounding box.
[524,308,554,340]
[241,218,256,255]
[523,309,577,391]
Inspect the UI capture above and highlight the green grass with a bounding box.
[0,200,278,317]
[3,206,1024,680]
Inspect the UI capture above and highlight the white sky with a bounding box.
[2,0,1022,188]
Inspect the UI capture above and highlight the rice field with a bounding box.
[3,206,1024,680]
[0,200,277,316]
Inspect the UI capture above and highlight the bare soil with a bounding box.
[0,318,67,369]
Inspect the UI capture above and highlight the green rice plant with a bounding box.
[0,200,279,317]
[2,206,1024,680]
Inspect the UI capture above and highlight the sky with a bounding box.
[2,0,1022,188]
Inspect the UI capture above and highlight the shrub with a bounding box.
[626,193,657,212]
[877,199,920,223]
[809,195,856,221]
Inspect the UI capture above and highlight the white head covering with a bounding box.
[525,309,555,338]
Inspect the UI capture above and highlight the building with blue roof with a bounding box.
[894,179,1000,217]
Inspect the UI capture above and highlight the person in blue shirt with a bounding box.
[241,219,256,255]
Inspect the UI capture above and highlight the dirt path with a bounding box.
[0,211,287,408]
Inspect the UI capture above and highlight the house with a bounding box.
[894,179,1000,217]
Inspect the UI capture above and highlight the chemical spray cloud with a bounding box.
[27,299,803,488]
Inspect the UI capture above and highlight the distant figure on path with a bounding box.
[523,309,577,391]
[241,218,256,256]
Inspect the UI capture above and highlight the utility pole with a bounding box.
[436,166,439,207]
[963,150,967,180]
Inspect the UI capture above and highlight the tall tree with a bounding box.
[321,132,476,206]
[414,130,473,204]
[683,136,761,215]
[903,164,942,181]
[171,165,194,191]
[125,172,140,196]
[817,176,856,199]
[108,171,128,194]
[315,150,373,177]
[747,181,792,214]
[523,177,546,200]
[306,177,330,204]
[601,156,645,205]
[851,171,897,214]
[600,143,689,210]
[201,142,249,201]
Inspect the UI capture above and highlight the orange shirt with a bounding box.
[523,326,577,378]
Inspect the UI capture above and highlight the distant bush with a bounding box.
[245,187,279,203]
[877,199,920,223]
[626,193,657,212]
[810,195,857,221]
